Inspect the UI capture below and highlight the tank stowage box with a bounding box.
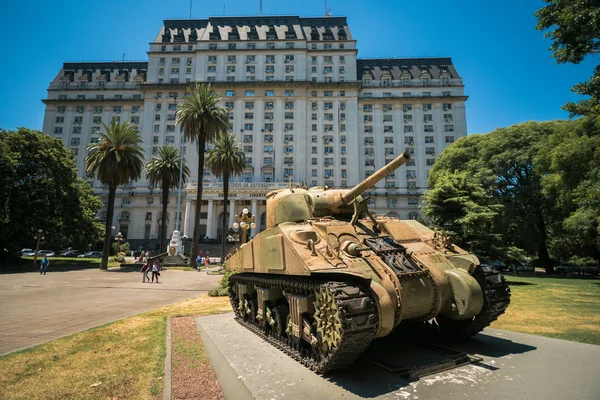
[226,152,510,373]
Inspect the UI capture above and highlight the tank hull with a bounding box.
[226,217,511,373]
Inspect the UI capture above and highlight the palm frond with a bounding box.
[144,145,190,189]
[206,133,247,178]
[84,120,145,187]
[176,83,230,144]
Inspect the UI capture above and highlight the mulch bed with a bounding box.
[170,316,224,400]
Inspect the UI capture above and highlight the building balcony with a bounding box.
[361,79,463,88]
[49,81,143,90]
[186,181,299,192]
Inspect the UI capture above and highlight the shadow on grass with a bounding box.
[507,281,537,286]
[505,271,600,281]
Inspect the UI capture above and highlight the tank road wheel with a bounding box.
[426,265,511,340]
[242,297,258,322]
[228,274,378,374]
[313,286,343,354]
[267,304,289,337]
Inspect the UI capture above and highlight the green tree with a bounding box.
[145,145,190,253]
[176,84,230,266]
[425,122,569,270]
[85,121,144,269]
[538,116,600,264]
[206,133,247,261]
[424,169,505,259]
[0,128,103,265]
[535,0,600,116]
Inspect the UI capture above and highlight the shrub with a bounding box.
[208,270,236,297]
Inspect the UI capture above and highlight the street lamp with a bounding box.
[33,229,44,265]
[234,208,256,244]
[181,235,189,256]
[115,232,124,255]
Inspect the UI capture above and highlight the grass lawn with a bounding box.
[6,256,121,273]
[0,295,231,400]
[491,274,600,345]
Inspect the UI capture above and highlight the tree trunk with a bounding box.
[221,173,229,263]
[101,185,116,270]
[536,213,554,273]
[190,136,206,267]
[160,178,169,254]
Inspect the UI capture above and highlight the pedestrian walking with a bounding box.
[40,256,50,275]
[141,260,150,283]
[196,254,202,272]
[151,259,160,283]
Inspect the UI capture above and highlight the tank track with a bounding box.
[462,265,512,336]
[228,274,378,374]
[417,265,511,339]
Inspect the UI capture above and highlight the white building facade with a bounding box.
[42,16,467,250]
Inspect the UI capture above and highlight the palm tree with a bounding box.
[145,146,190,254]
[176,84,230,266]
[85,121,144,269]
[206,133,247,261]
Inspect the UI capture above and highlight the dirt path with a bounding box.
[171,316,224,400]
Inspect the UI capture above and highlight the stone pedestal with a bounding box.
[168,230,184,255]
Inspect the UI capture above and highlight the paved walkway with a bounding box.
[0,269,221,355]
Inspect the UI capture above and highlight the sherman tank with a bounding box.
[226,152,510,373]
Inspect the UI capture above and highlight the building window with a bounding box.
[444,125,454,132]
[245,90,254,97]
[285,90,294,97]
[265,90,274,96]
[226,90,235,97]
[445,136,455,143]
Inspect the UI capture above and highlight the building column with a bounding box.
[206,200,214,239]
[251,199,258,237]
[229,199,236,230]
[183,200,192,237]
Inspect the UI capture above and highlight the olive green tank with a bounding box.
[226,152,510,373]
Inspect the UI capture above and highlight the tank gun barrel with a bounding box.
[341,152,410,205]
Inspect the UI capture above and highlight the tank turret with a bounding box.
[265,152,411,228]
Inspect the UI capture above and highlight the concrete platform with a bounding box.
[197,313,600,400]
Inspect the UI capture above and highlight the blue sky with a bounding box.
[0,0,594,134]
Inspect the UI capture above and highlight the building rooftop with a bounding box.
[356,58,460,80]
[155,16,352,42]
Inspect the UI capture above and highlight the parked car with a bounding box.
[37,250,55,257]
[557,262,599,275]
[59,250,80,257]
[78,251,103,258]
[20,248,34,255]
[482,260,509,272]
[510,261,535,273]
